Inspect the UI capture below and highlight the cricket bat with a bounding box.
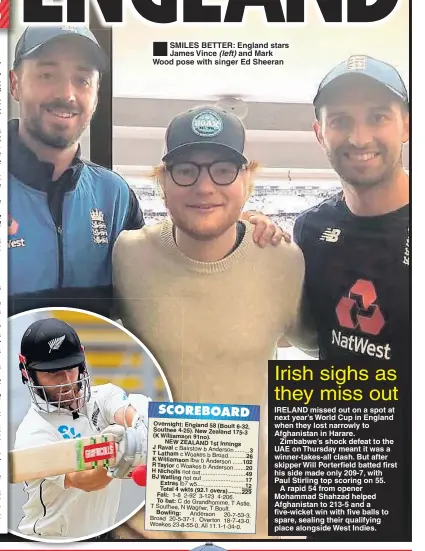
[9,434,119,483]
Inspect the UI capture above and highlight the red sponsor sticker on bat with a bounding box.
[83,441,116,463]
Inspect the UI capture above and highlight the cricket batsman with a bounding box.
[13,317,150,540]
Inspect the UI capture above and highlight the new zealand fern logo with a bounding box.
[48,335,66,353]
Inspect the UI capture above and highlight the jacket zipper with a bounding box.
[48,181,66,289]
[57,225,64,287]
[48,166,82,289]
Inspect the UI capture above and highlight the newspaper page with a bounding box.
[1,0,414,550]
[0,0,8,536]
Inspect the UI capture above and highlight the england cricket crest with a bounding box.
[90,209,109,245]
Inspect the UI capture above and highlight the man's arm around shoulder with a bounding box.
[280,241,318,357]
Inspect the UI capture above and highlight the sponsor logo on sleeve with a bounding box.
[8,214,26,249]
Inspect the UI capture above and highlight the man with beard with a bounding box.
[8,26,283,319]
[112,106,317,540]
[8,26,146,318]
[14,317,150,540]
[293,55,409,364]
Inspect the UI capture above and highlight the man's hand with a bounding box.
[65,466,112,492]
[101,421,147,479]
[241,211,291,247]
[277,336,291,348]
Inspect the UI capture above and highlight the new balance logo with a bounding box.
[320,228,341,242]
[48,335,66,353]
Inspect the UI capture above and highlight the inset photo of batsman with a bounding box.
[8,308,171,543]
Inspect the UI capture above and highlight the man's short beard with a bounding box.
[325,146,402,189]
[46,385,79,406]
[172,218,228,241]
[24,117,87,150]
[168,208,238,243]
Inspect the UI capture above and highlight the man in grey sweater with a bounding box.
[113,106,317,540]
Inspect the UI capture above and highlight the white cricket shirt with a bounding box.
[14,384,133,539]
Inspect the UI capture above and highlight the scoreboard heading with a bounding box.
[23,0,400,25]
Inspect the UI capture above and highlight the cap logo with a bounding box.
[48,335,66,353]
[60,25,78,33]
[346,55,367,72]
[191,110,223,138]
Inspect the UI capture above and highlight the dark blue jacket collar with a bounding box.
[8,119,84,191]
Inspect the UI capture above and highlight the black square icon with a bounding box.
[153,42,168,57]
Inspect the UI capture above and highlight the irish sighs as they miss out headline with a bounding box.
[152,41,289,67]
[268,361,411,541]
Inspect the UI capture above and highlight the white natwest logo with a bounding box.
[84,443,115,460]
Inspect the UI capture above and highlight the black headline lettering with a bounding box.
[23,0,401,25]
